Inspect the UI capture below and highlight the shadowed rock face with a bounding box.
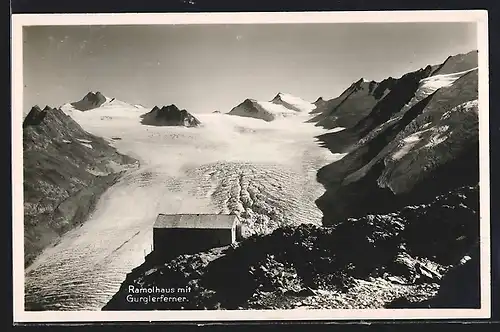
[70,91,107,111]
[308,75,402,129]
[431,50,479,76]
[315,66,434,152]
[23,106,47,127]
[23,106,137,267]
[140,105,201,127]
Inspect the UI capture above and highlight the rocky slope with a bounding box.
[103,185,479,310]
[140,105,201,127]
[70,91,107,111]
[23,105,138,267]
[315,51,479,223]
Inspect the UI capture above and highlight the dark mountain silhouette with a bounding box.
[23,105,137,267]
[70,91,107,111]
[307,76,400,129]
[140,104,201,127]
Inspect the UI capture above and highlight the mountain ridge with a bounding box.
[309,50,478,132]
[23,105,138,268]
[228,92,316,122]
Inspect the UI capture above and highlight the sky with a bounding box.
[23,22,477,114]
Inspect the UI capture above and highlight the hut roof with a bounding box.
[154,214,238,230]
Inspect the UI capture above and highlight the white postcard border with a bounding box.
[11,10,491,323]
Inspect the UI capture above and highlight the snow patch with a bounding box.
[327,127,346,133]
[421,122,433,129]
[256,101,297,117]
[424,125,450,148]
[331,153,348,161]
[419,67,478,93]
[424,135,448,148]
[80,142,93,149]
[392,123,452,160]
[357,116,402,147]
[435,125,450,134]
[86,168,108,176]
[392,133,421,161]
[402,133,421,144]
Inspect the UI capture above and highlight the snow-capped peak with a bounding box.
[271,92,316,113]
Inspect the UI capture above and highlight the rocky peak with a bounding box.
[314,97,325,104]
[241,98,258,108]
[23,105,48,128]
[71,91,107,111]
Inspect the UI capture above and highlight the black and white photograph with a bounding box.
[11,10,490,322]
